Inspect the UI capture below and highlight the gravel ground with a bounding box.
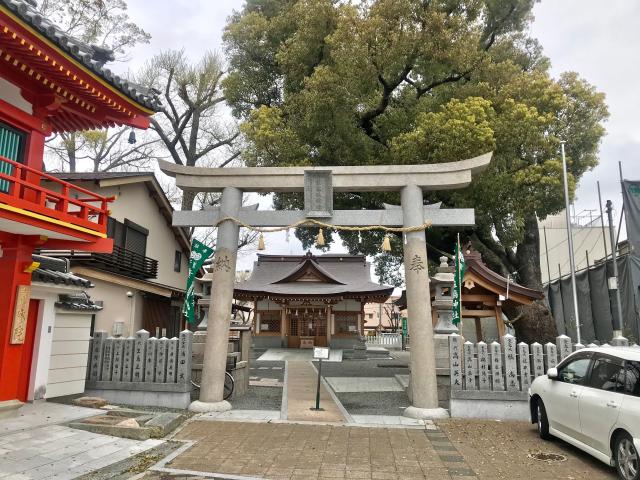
[336,391,411,415]
[231,385,282,411]
[437,419,616,480]
[249,360,286,380]
[313,359,409,378]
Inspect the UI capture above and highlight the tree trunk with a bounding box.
[505,214,557,344]
[181,190,197,211]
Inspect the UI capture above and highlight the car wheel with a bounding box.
[615,432,639,480]
[536,399,551,440]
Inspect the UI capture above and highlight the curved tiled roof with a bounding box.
[235,253,393,299]
[31,255,93,288]
[0,0,161,111]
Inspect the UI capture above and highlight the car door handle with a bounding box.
[569,391,579,398]
[606,401,618,408]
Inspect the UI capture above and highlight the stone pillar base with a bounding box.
[403,405,449,420]
[188,400,232,413]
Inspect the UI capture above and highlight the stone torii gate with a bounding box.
[159,152,491,418]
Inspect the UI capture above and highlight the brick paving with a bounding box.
[159,419,618,480]
[169,421,465,479]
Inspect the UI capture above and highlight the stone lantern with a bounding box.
[431,256,458,335]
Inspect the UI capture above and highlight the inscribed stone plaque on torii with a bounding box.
[304,170,333,218]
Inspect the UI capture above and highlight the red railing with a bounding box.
[0,156,112,235]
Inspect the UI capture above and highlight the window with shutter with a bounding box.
[124,219,148,256]
[0,122,26,193]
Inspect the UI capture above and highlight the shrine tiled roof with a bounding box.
[31,255,92,288]
[0,0,161,111]
[235,253,393,299]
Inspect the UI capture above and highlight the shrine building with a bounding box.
[235,253,393,349]
[0,0,158,411]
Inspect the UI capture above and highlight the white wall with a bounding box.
[539,211,612,284]
[84,277,144,337]
[47,312,92,398]
[30,284,93,400]
[0,77,33,114]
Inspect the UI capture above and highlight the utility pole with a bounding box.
[606,200,624,339]
[560,141,581,344]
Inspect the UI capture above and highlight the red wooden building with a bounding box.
[0,0,158,411]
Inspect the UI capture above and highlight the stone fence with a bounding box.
[84,329,193,409]
[447,333,633,420]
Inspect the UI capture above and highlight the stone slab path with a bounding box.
[258,349,343,362]
[285,361,346,423]
[0,402,163,480]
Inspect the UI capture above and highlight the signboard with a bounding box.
[304,170,333,218]
[10,285,30,344]
[313,347,330,360]
[401,317,408,336]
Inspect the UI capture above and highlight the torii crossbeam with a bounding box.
[160,152,491,418]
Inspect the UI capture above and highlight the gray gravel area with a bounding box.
[231,385,282,411]
[313,359,409,378]
[249,360,285,380]
[336,391,411,415]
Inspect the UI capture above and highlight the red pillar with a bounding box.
[0,233,35,402]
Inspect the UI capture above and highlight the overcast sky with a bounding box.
[120,0,640,271]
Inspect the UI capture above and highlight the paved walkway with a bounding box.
[145,419,616,480]
[0,402,163,480]
[285,362,346,423]
[164,421,457,479]
[258,349,343,362]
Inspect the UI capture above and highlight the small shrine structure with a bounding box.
[0,0,157,411]
[235,253,393,349]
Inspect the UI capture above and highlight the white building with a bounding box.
[539,209,613,284]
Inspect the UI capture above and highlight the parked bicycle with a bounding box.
[191,371,234,400]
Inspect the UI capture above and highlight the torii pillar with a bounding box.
[159,153,491,416]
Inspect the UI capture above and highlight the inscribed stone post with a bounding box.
[463,341,476,390]
[574,343,585,351]
[121,337,135,382]
[111,338,124,382]
[132,330,149,382]
[144,337,157,383]
[89,331,106,382]
[517,342,531,391]
[503,334,518,391]
[556,335,572,360]
[155,337,168,383]
[166,338,178,383]
[178,330,193,386]
[100,337,114,381]
[86,338,93,381]
[531,342,545,379]
[545,343,557,370]
[448,334,462,391]
[490,341,504,391]
[477,341,490,390]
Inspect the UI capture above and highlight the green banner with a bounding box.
[401,317,408,336]
[183,239,214,325]
[452,237,466,326]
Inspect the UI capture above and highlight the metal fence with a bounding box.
[365,332,402,348]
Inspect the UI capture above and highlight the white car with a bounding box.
[529,347,640,480]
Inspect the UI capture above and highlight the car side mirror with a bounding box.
[547,367,558,380]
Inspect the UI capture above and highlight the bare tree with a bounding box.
[46,129,157,173]
[137,50,241,210]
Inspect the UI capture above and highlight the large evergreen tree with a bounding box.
[223,0,609,342]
